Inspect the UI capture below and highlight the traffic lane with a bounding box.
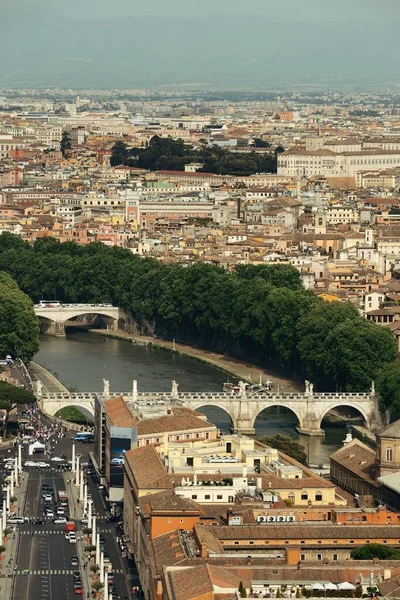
[84,477,132,598]
[86,473,108,517]
[103,527,132,599]
[48,526,77,600]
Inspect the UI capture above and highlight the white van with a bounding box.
[8,517,24,524]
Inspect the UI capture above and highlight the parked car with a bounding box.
[71,556,79,567]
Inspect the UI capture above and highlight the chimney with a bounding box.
[257,477,262,489]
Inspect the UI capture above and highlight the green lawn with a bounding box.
[55,406,93,425]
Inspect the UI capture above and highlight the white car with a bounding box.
[45,510,54,518]
[69,534,77,544]
[53,517,67,524]
[51,456,64,462]
[111,458,124,465]
[37,462,50,468]
[24,461,36,467]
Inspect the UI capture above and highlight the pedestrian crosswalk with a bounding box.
[19,528,115,535]
[15,568,124,575]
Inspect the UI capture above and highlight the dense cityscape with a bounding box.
[2,2,400,600]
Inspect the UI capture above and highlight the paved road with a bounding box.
[13,469,79,600]
[6,406,136,600]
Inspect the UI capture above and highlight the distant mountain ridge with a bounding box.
[1,6,399,89]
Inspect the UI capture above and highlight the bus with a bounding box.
[72,432,94,443]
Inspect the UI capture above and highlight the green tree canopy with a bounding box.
[0,271,39,362]
[259,434,307,465]
[0,380,37,440]
[60,131,72,157]
[351,543,400,560]
[377,361,400,420]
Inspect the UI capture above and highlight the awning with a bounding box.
[338,582,355,591]
[312,583,325,591]
[324,583,338,591]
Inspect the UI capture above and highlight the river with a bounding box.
[34,332,347,465]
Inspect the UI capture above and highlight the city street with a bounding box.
[0,402,135,600]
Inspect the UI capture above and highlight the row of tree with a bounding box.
[110,135,279,175]
[0,270,39,362]
[0,234,397,403]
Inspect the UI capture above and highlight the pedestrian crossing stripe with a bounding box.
[19,528,114,535]
[15,568,124,575]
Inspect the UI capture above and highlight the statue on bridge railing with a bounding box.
[371,380,375,395]
[103,378,110,398]
[34,379,43,399]
[171,380,179,400]
[238,381,247,397]
[305,380,314,396]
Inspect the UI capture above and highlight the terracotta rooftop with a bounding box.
[330,439,377,487]
[137,414,216,436]
[104,396,138,428]
[125,444,173,490]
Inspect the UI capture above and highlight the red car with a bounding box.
[74,585,83,595]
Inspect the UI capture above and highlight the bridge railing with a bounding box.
[40,390,374,402]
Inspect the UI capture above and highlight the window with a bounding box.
[249,541,254,545]
[191,495,197,500]
[333,554,338,561]
[300,554,306,561]
[288,494,295,503]
[315,492,323,502]
[316,554,322,561]
[168,518,172,523]
[217,495,223,500]
[234,541,239,545]
[180,518,183,523]
[301,493,308,501]
[386,447,393,462]
[205,495,210,500]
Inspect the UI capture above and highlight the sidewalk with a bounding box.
[0,471,30,598]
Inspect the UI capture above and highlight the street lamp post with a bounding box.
[92,515,97,547]
[87,499,92,530]
[99,551,104,583]
[71,443,76,473]
[75,456,80,486]
[96,532,100,566]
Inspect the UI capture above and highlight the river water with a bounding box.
[34,332,346,464]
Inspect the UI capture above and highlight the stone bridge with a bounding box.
[37,380,382,436]
[34,304,120,336]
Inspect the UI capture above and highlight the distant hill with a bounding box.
[1,6,399,89]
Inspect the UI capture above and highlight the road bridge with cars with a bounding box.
[34,304,120,336]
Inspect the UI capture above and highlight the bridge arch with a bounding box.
[42,400,95,418]
[254,403,303,432]
[36,309,119,336]
[319,403,370,430]
[189,402,235,430]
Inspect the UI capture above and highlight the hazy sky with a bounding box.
[9,0,400,20]
[2,0,399,88]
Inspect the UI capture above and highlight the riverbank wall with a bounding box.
[88,329,302,393]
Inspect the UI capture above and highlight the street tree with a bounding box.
[0,381,37,440]
[60,131,72,157]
